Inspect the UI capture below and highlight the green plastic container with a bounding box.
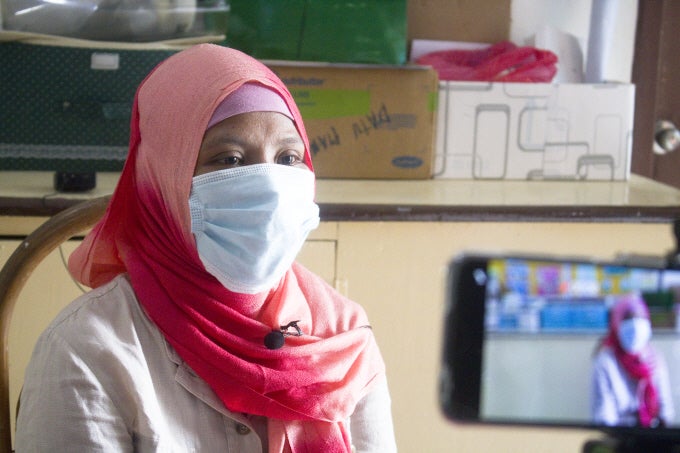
[227,0,407,64]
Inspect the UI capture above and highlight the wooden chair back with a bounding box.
[0,196,110,453]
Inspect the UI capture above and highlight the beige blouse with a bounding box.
[16,275,397,452]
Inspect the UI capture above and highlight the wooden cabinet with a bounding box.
[3,172,680,451]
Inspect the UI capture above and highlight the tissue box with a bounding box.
[433,81,635,180]
[267,61,438,179]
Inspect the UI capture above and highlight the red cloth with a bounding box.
[69,44,384,452]
[416,41,558,82]
[603,294,660,427]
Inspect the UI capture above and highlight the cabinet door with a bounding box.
[0,239,85,438]
[297,222,339,287]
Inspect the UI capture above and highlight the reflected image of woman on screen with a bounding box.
[591,293,674,427]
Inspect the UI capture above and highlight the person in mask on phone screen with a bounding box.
[15,44,397,453]
[591,293,674,427]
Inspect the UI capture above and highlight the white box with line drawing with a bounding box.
[433,81,635,180]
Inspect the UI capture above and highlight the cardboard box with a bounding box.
[407,0,511,45]
[433,81,635,180]
[267,62,439,179]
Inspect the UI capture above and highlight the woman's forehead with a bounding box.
[619,302,646,319]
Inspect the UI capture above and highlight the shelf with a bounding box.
[2,171,680,222]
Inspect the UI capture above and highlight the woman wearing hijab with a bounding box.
[16,44,397,452]
[591,293,673,428]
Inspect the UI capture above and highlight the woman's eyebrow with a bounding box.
[277,135,305,146]
[201,133,303,148]
[202,135,245,148]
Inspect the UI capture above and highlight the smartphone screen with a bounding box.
[441,253,680,434]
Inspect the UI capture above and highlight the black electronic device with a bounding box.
[54,171,97,192]
[440,252,680,451]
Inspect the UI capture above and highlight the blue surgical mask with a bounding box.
[617,317,652,354]
[189,164,320,294]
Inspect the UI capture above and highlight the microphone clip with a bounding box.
[280,320,303,337]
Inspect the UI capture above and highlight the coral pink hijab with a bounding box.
[68,44,385,452]
[603,294,659,427]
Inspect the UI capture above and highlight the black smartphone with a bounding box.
[440,252,680,442]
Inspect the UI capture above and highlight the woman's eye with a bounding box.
[213,154,242,167]
[277,152,303,166]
